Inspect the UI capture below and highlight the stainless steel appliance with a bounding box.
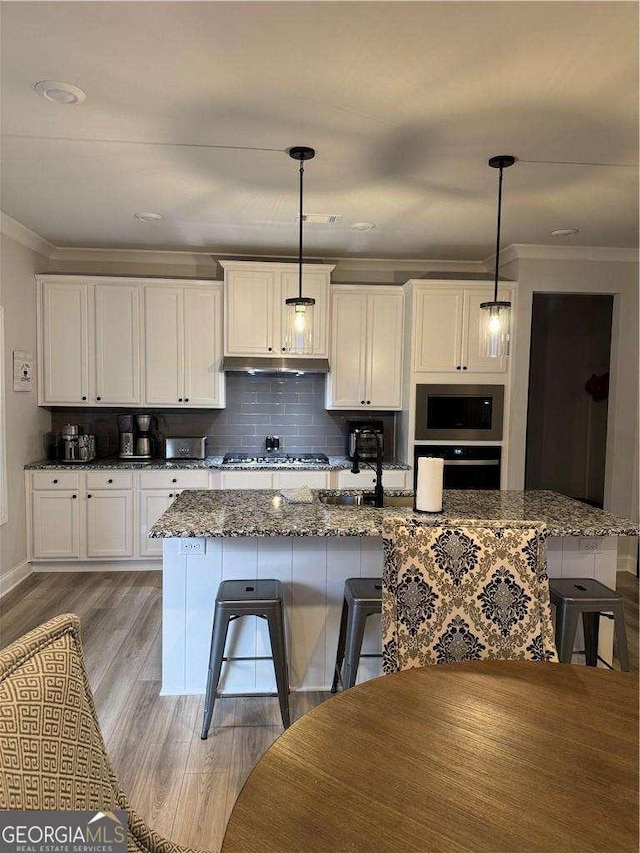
[414,445,501,490]
[118,414,135,459]
[135,414,152,459]
[61,424,96,463]
[222,453,329,465]
[347,420,384,461]
[415,384,504,441]
[165,436,206,460]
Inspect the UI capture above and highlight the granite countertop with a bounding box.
[149,488,640,539]
[24,455,410,472]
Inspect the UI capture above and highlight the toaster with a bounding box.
[165,436,206,460]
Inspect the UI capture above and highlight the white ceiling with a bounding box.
[1,1,638,260]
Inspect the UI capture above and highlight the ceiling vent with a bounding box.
[300,214,342,224]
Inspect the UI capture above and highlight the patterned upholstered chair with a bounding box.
[0,613,208,853]
[381,518,558,673]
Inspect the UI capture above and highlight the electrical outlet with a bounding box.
[179,538,206,556]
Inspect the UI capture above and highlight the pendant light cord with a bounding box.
[493,165,504,302]
[298,161,304,300]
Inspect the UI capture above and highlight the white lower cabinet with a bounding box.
[28,466,407,564]
[139,490,178,558]
[31,491,81,560]
[138,470,210,557]
[336,469,409,489]
[86,491,133,558]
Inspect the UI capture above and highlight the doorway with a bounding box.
[525,293,614,507]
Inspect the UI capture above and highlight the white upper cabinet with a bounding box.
[413,288,463,373]
[144,283,224,408]
[326,286,404,410]
[144,286,184,405]
[183,286,225,406]
[326,291,368,407]
[37,276,224,409]
[224,266,277,355]
[280,269,329,357]
[222,261,333,358]
[412,282,512,374]
[39,279,90,405]
[93,282,141,404]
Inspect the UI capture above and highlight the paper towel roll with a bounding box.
[415,457,444,513]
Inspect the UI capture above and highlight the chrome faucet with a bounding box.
[350,432,384,508]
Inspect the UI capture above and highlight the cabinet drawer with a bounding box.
[139,470,209,490]
[32,471,81,490]
[86,471,133,490]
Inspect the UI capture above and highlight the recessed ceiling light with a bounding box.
[33,80,86,105]
[134,212,163,222]
[350,222,376,232]
[550,227,579,238]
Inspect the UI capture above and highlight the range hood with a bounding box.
[222,356,330,374]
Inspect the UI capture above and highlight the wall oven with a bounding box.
[415,384,504,442]
[414,445,501,490]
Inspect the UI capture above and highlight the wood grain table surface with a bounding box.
[221,661,639,853]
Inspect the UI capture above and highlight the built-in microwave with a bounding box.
[415,384,504,441]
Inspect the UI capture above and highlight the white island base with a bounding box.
[161,534,619,695]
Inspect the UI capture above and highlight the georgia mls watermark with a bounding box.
[0,810,127,853]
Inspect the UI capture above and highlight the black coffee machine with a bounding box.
[347,420,384,461]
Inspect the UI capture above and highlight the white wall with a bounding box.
[504,251,638,571]
[0,233,51,595]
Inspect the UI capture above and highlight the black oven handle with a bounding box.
[442,460,500,466]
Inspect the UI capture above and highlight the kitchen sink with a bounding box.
[318,492,414,509]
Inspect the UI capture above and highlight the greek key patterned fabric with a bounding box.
[0,614,208,853]
[382,519,558,672]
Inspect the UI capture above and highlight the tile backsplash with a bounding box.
[50,374,397,459]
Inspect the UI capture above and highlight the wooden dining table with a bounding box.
[221,660,638,853]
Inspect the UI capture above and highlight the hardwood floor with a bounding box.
[1,568,638,851]
[0,570,330,852]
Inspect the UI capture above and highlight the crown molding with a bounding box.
[330,258,486,273]
[486,243,638,266]
[0,212,55,258]
[50,246,217,265]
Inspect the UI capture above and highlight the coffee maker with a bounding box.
[118,414,135,458]
[135,414,153,459]
[118,413,154,460]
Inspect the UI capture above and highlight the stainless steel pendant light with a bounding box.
[284,146,316,355]
[480,154,516,358]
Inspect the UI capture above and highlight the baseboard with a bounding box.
[32,560,162,573]
[0,559,33,598]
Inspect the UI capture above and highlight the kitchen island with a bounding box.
[150,489,638,695]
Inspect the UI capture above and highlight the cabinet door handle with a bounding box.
[81,396,87,401]
[462,366,468,370]
[107,478,113,484]
[178,397,183,402]
[184,397,189,402]
[96,396,101,401]
[53,479,58,484]
[172,478,177,483]
[72,494,77,499]
[456,366,461,370]
[361,400,365,405]
[87,494,92,499]
[268,347,273,352]
[367,400,371,405]
[281,347,286,352]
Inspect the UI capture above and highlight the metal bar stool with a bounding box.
[331,577,382,692]
[549,577,630,671]
[201,579,290,739]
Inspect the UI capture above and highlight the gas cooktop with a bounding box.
[222,453,330,465]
